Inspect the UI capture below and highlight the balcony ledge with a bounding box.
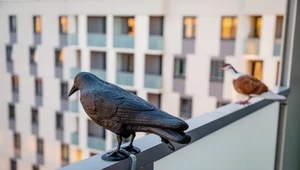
[61,86,289,170]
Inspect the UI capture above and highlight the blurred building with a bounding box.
[0,0,285,169]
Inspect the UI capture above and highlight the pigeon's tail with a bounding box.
[148,127,191,144]
[260,90,286,101]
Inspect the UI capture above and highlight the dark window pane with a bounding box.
[14,133,21,149]
[56,113,63,130]
[9,16,17,33]
[37,138,44,155]
[10,159,17,170]
[6,45,13,62]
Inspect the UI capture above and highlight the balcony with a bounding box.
[7,60,13,73]
[87,33,106,47]
[9,119,15,131]
[144,74,162,89]
[10,32,17,44]
[113,35,134,49]
[30,62,37,76]
[149,36,164,50]
[33,33,41,45]
[244,38,260,55]
[87,135,106,151]
[70,67,81,79]
[116,72,134,86]
[90,69,106,81]
[69,100,79,113]
[61,87,289,170]
[68,33,78,46]
[12,91,19,103]
[71,132,79,145]
[32,123,39,136]
[274,38,282,56]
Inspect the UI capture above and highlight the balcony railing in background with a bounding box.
[149,35,164,50]
[144,74,162,89]
[69,100,79,113]
[71,132,79,145]
[61,87,289,170]
[116,72,134,86]
[70,67,81,79]
[68,33,78,46]
[87,33,106,47]
[274,38,282,56]
[244,38,260,55]
[113,35,134,48]
[87,135,106,151]
[90,69,106,81]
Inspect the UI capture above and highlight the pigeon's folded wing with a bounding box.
[95,90,188,131]
[234,75,268,95]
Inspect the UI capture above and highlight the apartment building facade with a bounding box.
[0,0,285,170]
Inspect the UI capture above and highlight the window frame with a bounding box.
[9,16,17,33]
[174,58,186,78]
[210,60,225,82]
[220,16,237,40]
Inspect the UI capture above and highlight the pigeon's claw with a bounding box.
[161,138,175,151]
[236,100,251,105]
[122,145,141,155]
[101,150,128,161]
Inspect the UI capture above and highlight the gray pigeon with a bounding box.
[68,72,191,161]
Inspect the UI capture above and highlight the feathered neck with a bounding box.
[229,67,239,74]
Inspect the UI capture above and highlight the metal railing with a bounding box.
[144,74,162,89]
[71,132,79,145]
[116,71,134,86]
[274,38,282,56]
[114,35,134,48]
[68,33,78,46]
[87,33,106,47]
[87,135,106,151]
[149,35,164,50]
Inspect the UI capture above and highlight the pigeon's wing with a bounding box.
[233,75,268,95]
[94,87,188,131]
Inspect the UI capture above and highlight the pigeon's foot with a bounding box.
[101,150,128,161]
[161,138,175,151]
[236,100,251,105]
[122,145,141,155]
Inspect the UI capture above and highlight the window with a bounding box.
[180,98,192,119]
[249,16,262,38]
[60,82,68,99]
[56,113,63,130]
[35,78,43,96]
[32,165,39,170]
[37,138,44,155]
[121,17,135,35]
[149,17,164,36]
[87,17,106,33]
[90,52,106,70]
[9,104,15,120]
[275,16,284,39]
[183,17,196,39]
[30,47,37,64]
[118,54,134,72]
[210,60,225,82]
[14,133,21,149]
[59,16,68,34]
[10,159,17,170]
[127,17,135,35]
[55,49,64,66]
[6,45,13,62]
[61,144,69,161]
[12,75,19,93]
[174,58,186,78]
[9,16,17,33]
[221,16,237,39]
[33,16,42,33]
[247,60,263,81]
[31,108,38,125]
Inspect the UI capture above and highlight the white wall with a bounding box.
[155,102,280,170]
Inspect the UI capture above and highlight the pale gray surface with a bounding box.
[182,39,195,54]
[173,78,185,96]
[209,81,224,99]
[220,40,235,58]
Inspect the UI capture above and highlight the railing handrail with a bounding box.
[60,86,289,170]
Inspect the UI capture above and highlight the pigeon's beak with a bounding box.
[68,84,78,97]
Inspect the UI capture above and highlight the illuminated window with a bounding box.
[183,17,196,39]
[35,78,43,96]
[127,17,135,35]
[210,60,225,82]
[248,60,263,80]
[33,16,41,33]
[174,58,186,78]
[221,16,237,39]
[275,16,284,39]
[55,49,64,66]
[12,75,19,92]
[249,16,262,38]
[77,149,82,161]
[61,144,69,162]
[59,16,68,34]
